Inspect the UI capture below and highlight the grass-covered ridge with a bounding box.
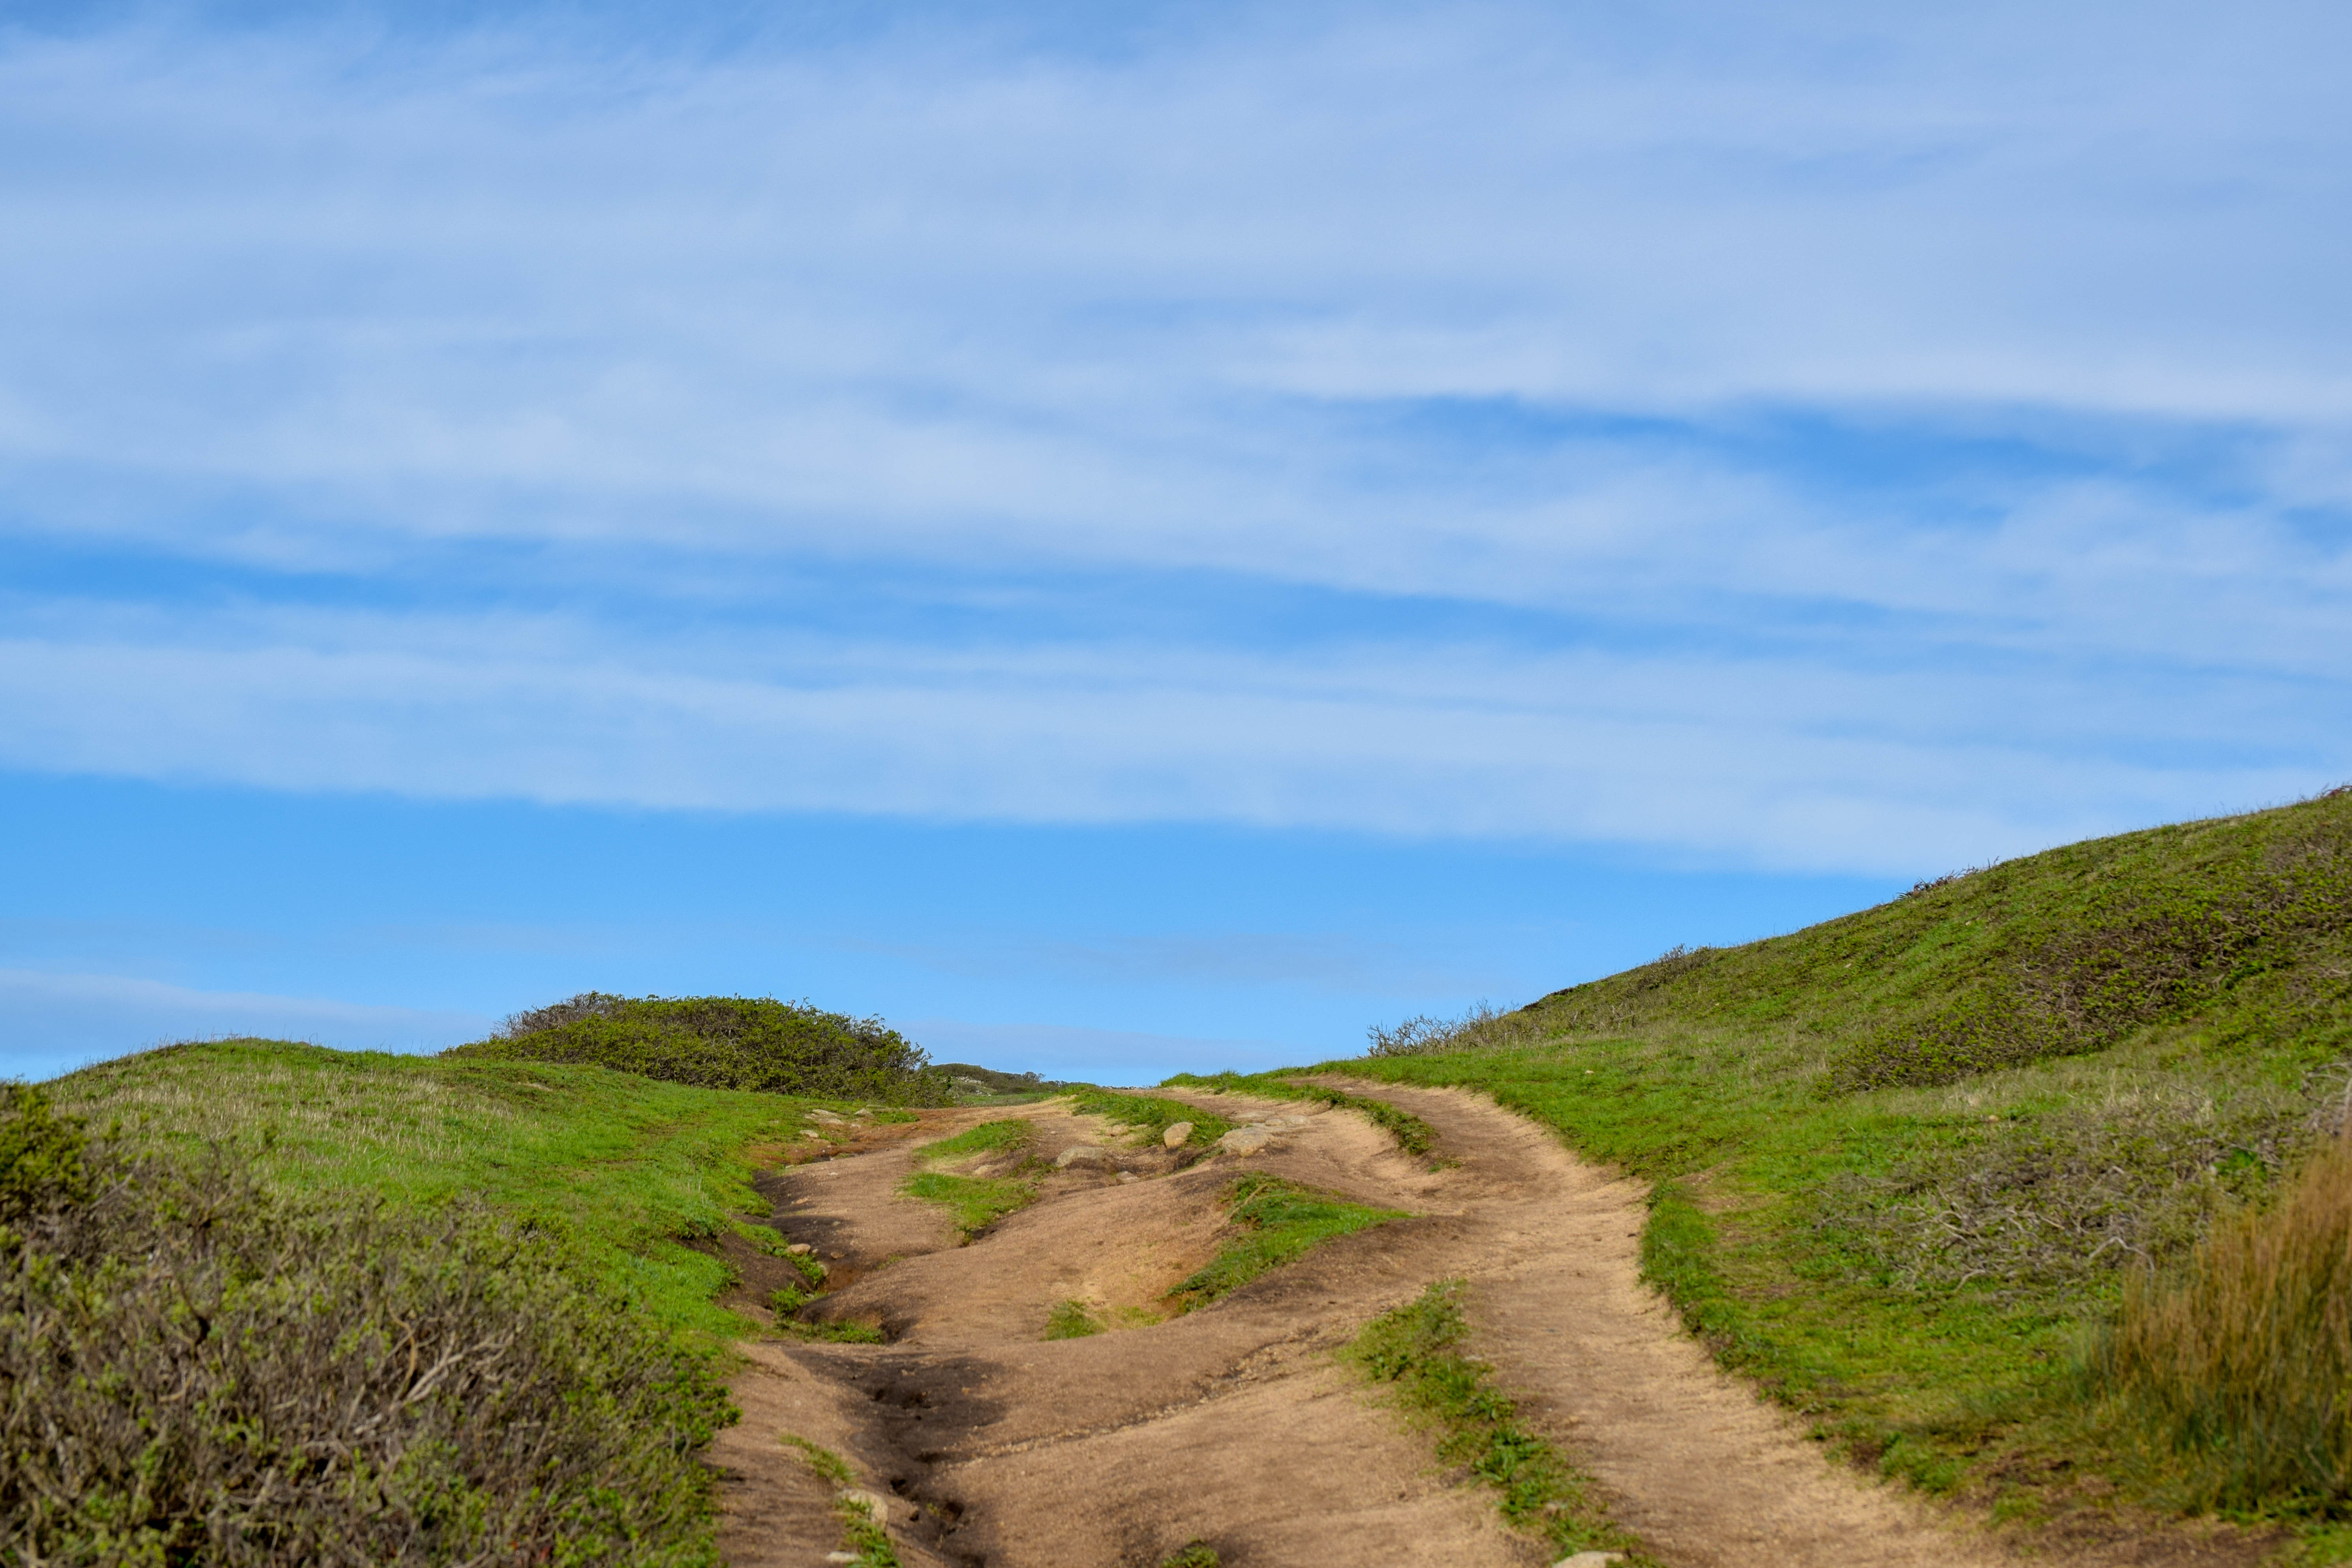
[448,992,954,1105]
[45,1038,826,1338]
[1331,792,2352,1541]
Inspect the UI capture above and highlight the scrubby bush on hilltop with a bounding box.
[0,1084,733,1566]
[449,992,954,1104]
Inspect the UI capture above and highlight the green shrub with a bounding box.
[0,1098,734,1567]
[448,993,953,1104]
[0,1082,91,1227]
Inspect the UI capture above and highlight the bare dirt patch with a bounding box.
[708,1084,2237,1566]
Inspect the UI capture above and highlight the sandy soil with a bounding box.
[705,1085,2274,1568]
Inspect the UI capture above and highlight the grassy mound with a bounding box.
[449,993,953,1105]
[1261,791,2352,1538]
[1,1084,732,1566]
[47,1038,829,1335]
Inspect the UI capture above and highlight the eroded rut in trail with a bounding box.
[707,1086,2025,1568]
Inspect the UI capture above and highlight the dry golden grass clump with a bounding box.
[2095,1126,2352,1510]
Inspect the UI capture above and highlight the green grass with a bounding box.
[1160,1070,1440,1160]
[44,1038,825,1339]
[1158,1542,1220,1568]
[4,1082,738,1566]
[900,1117,1043,1238]
[782,1437,899,1567]
[1298,791,2352,1537]
[1348,1281,1648,1562]
[1169,1174,1404,1311]
[1045,1298,1105,1339]
[912,1117,1035,1163]
[901,1170,1036,1238]
[1067,1087,1235,1145]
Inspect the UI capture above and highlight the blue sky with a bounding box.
[3,0,2348,1082]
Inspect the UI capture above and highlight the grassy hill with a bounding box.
[1215,789,2352,1546]
[9,1037,883,1565]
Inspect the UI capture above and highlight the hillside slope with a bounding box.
[1304,791,2352,1547]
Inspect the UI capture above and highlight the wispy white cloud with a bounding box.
[0,1,2346,869]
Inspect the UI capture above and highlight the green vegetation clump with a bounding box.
[1160,1070,1438,1159]
[0,1087,733,1567]
[46,1039,822,1337]
[913,1117,1034,1164]
[901,1170,1036,1238]
[1330,791,2352,1532]
[1045,1298,1105,1339]
[1068,1087,1233,1146]
[1169,1174,1402,1311]
[899,1118,1042,1239]
[1348,1281,1645,1562]
[1158,1541,1221,1568]
[449,993,953,1105]
[781,1437,899,1567]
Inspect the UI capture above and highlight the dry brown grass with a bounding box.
[2093,1126,2352,1510]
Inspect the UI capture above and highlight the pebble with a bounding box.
[1551,1554,1623,1568]
[808,1108,847,1124]
[1162,1121,1194,1147]
[786,1243,815,1256]
[1218,1125,1278,1155]
[1055,1145,1112,1168]
[800,1131,826,1141]
[1118,1172,1139,1183]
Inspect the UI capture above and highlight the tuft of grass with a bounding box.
[1068,1088,1234,1146]
[1169,1174,1403,1311]
[782,1437,899,1567]
[774,1317,888,1345]
[2091,1127,2352,1511]
[912,1118,1035,1164]
[448,992,952,1104]
[1045,1299,1104,1339]
[1159,1541,1220,1568]
[1348,1280,1646,1562]
[1161,1070,1440,1161]
[45,1039,827,1339]
[900,1170,1036,1239]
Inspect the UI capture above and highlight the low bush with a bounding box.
[450,993,953,1105]
[2091,1128,2352,1511]
[1363,999,1549,1057]
[0,1087,734,1567]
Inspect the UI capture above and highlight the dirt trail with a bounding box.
[706,1084,2023,1568]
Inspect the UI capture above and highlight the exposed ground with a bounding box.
[703,1082,2157,1568]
